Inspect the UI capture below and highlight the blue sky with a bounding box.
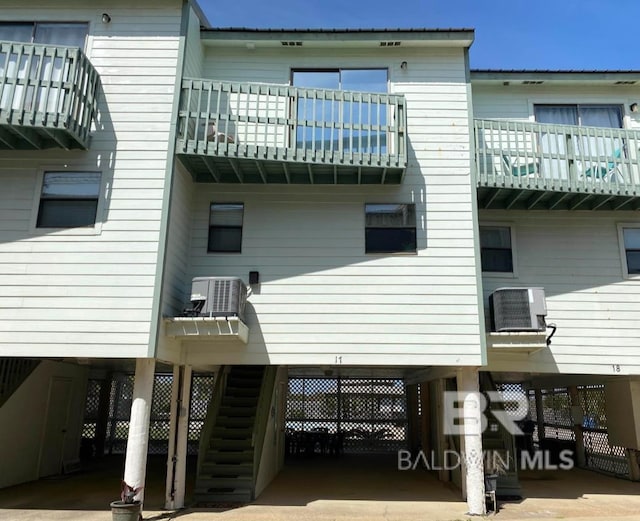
[199,0,640,70]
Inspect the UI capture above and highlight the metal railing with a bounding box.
[177,78,407,168]
[0,41,99,148]
[475,118,640,193]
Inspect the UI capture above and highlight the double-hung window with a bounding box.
[620,226,640,276]
[37,171,101,228]
[365,203,416,254]
[208,203,244,253]
[480,225,514,273]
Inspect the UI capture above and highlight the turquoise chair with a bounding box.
[584,149,623,182]
[502,154,539,177]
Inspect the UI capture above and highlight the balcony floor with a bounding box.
[178,152,404,184]
[477,185,640,211]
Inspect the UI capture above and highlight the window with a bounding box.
[0,22,88,48]
[365,203,416,253]
[208,203,244,253]
[37,171,101,228]
[621,227,640,275]
[480,226,513,273]
[292,69,389,155]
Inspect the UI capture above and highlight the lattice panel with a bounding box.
[188,374,216,455]
[578,384,629,477]
[82,379,102,439]
[87,372,216,456]
[286,377,407,454]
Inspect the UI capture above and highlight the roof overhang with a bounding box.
[201,28,475,48]
[471,69,640,85]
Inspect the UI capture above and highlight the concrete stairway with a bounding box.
[195,365,268,504]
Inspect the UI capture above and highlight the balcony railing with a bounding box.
[0,41,99,150]
[176,79,407,184]
[475,118,640,210]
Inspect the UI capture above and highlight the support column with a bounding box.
[535,389,545,448]
[165,365,192,510]
[419,382,431,456]
[457,367,485,516]
[568,386,586,468]
[94,371,113,458]
[406,383,420,455]
[123,358,155,503]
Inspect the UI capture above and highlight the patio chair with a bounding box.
[583,149,624,183]
[502,154,539,177]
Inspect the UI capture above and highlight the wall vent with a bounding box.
[281,41,302,46]
[614,81,636,85]
[380,41,401,47]
[522,80,544,85]
[489,287,547,332]
[185,277,247,321]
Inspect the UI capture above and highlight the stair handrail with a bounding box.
[196,366,228,478]
[0,358,40,409]
[251,366,278,498]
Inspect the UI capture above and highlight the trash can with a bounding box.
[110,500,141,521]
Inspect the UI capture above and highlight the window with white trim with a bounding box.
[365,203,416,253]
[621,227,640,275]
[37,171,101,228]
[480,225,513,273]
[208,203,244,253]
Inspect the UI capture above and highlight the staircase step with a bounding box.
[200,462,253,476]
[226,385,261,397]
[221,396,260,407]
[219,405,257,417]
[216,415,255,428]
[204,450,254,464]
[210,438,253,451]
[212,426,253,439]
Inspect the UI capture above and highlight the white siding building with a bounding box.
[0,3,639,516]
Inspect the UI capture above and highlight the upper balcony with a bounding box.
[475,119,640,211]
[176,79,407,184]
[0,41,99,151]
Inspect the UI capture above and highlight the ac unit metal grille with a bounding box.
[489,287,547,332]
[188,277,247,321]
[493,289,531,330]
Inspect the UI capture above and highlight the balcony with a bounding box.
[0,41,99,150]
[176,79,407,184]
[475,119,640,210]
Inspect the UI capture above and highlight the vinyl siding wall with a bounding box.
[475,81,640,375]
[472,83,640,130]
[178,45,484,367]
[481,210,640,375]
[0,0,182,358]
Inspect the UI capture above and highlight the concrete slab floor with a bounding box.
[0,454,639,521]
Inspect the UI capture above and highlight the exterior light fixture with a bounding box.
[400,61,408,70]
[631,103,638,113]
[102,13,112,24]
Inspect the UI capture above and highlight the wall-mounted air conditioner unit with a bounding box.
[489,287,547,332]
[185,277,247,321]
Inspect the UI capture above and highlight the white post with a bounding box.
[165,365,181,509]
[457,367,485,516]
[174,366,192,508]
[123,358,156,504]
